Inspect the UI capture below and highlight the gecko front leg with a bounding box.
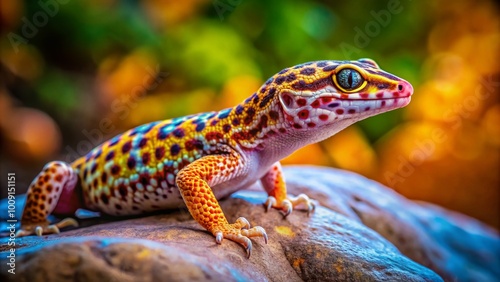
[176,153,268,258]
[261,162,315,217]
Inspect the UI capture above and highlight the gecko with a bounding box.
[15,59,413,257]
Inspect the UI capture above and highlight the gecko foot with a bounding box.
[265,194,316,217]
[15,218,79,237]
[213,217,268,258]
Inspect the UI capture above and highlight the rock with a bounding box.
[271,166,500,281]
[0,166,497,281]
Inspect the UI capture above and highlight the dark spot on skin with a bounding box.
[381,101,386,106]
[119,185,127,197]
[265,77,273,85]
[34,194,40,200]
[321,97,332,103]
[127,157,136,169]
[170,144,180,156]
[155,147,165,159]
[348,109,356,114]
[41,195,46,201]
[232,118,240,126]
[163,195,168,199]
[105,151,115,161]
[269,111,279,120]
[317,62,327,67]
[298,110,309,119]
[336,109,344,115]
[185,139,204,151]
[247,107,256,116]
[195,122,205,132]
[91,163,97,174]
[43,175,49,182]
[173,128,185,138]
[46,185,53,192]
[83,168,88,178]
[101,173,107,183]
[328,102,340,108]
[141,175,149,186]
[115,204,122,210]
[378,83,390,89]
[274,76,286,85]
[260,87,266,93]
[129,130,138,136]
[48,198,52,204]
[100,194,109,204]
[93,178,98,187]
[285,73,296,82]
[55,175,63,182]
[223,124,231,133]
[307,122,316,127]
[259,115,268,128]
[144,194,150,200]
[206,132,223,141]
[138,138,148,148]
[293,123,303,129]
[210,119,218,126]
[319,114,328,121]
[322,65,336,71]
[253,95,260,104]
[40,204,45,210]
[111,165,120,175]
[259,88,276,108]
[297,99,307,106]
[249,128,259,136]
[132,206,139,211]
[235,105,244,115]
[300,68,316,75]
[365,107,371,111]
[142,152,150,165]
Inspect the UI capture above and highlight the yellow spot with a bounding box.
[292,258,304,269]
[274,226,295,237]
[334,263,343,273]
[136,249,151,259]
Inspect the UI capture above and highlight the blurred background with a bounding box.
[0,0,498,229]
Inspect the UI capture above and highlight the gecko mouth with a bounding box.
[318,96,411,117]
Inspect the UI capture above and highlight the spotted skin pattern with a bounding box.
[17,59,413,257]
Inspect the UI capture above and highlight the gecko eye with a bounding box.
[335,68,364,92]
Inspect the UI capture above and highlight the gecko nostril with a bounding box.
[397,84,404,91]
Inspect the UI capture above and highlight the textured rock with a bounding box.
[273,166,500,281]
[0,166,497,281]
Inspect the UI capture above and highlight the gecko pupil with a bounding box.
[336,68,363,90]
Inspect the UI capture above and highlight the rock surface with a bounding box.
[0,166,498,281]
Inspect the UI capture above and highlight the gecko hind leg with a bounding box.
[16,161,80,237]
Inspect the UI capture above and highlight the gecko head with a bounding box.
[272,58,413,132]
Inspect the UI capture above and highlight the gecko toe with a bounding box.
[213,218,267,258]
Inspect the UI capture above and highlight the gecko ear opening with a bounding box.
[279,92,295,110]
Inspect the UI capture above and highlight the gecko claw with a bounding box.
[212,217,267,258]
[35,226,43,236]
[264,196,276,212]
[16,217,79,237]
[215,231,223,244]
